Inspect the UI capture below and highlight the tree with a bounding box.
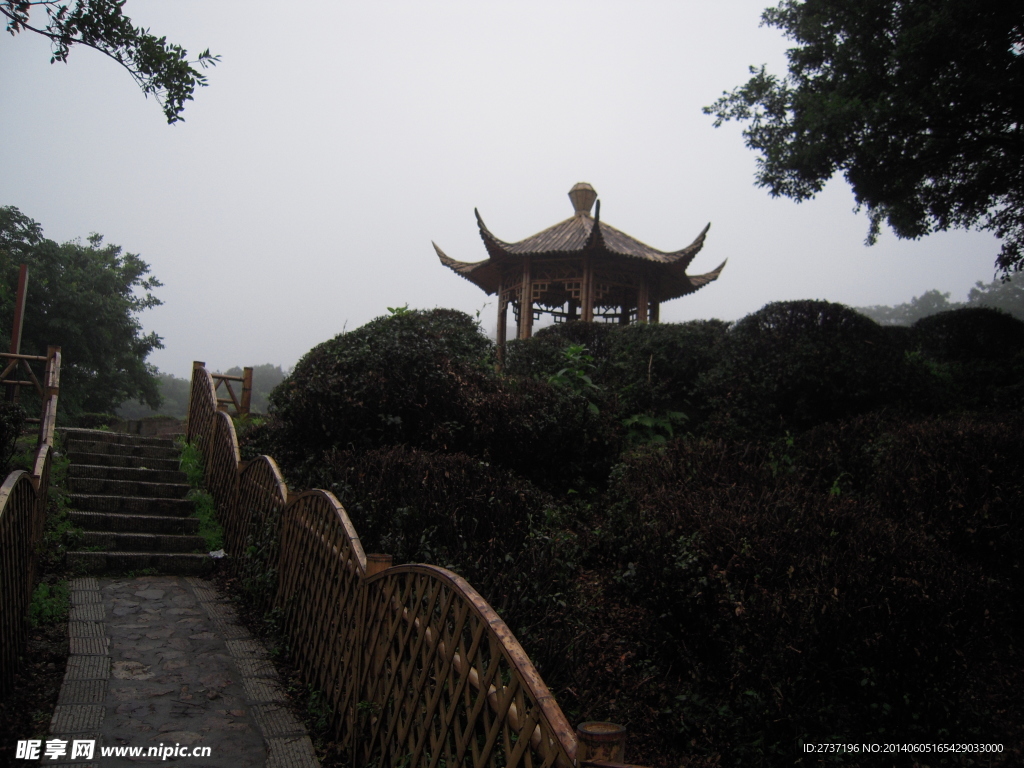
[705,0,1024,275]
[1,0,218,123]
[0,205,163,417]
[856,289,958,326]
[967,277,1024,322]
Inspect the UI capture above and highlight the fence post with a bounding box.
[576,722,627,765]
[240,367,253,415]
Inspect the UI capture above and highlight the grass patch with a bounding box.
[189,488,223,552]
[178,440,224,552]
[27,581,69,627]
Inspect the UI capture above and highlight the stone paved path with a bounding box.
[47,575,319,767]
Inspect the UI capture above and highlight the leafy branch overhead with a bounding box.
[1,0,218,123]
[705,0,1024,276]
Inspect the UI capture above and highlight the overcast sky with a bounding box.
[0,1,1005,379]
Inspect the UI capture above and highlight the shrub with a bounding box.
[695,300,906,437]
[605,418,1021,764]
[604,320,730,417]
[301,445,576,656]
[0,401,26,473]
[253,309,621,492]
[911,307,1024,408]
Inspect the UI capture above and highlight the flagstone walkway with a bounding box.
[46,575,319,767]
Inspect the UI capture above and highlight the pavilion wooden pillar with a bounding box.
[496,277,508,364]
[637,273,650,324]
[581,255,595,322]
[517,256,533,339]
[651,300,660,323]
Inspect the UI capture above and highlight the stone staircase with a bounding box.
[62,428,213,575]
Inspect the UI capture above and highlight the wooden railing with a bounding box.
[187,362,636,767]
[0,346,60,699]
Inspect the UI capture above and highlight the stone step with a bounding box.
[63,439,180,461]
[67,551,215,576]
[79,530,207,553]
[64,451,181,471]
[68,477,190,500]
[61,428,178,448]
[70,510,200,535]
[68,494,194,517]
[68,463,187,485]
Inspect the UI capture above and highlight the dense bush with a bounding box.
[252,309,620,492]
[604,320,730,417]
[295,445,579,669]
[694,300,913,436]
[606,415,1022,764]
[235,303,1024,766]
[0,401,26,473]
[911,307,1024,408]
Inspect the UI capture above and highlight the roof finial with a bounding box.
[568,182,597,216]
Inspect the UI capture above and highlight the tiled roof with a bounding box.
[434,186,726,301]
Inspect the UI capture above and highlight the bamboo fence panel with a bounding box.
[276,490,367,751]
[185,362,640,768]
[186,362,218,454]
[0,346,59,699]
[0,472,41,697]
[206,410,241,553]
[236,456,288,611]
[359,565,577,768]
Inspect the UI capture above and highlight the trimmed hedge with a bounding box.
[605,414,1023,764]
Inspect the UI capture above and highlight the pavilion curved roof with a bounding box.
[434,195,726,303]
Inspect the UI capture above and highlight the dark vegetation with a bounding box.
[0,205,164,422]
[230,304,1021,766]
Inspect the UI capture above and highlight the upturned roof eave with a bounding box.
[432,241,501,295]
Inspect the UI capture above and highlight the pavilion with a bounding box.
[433,183,726,360]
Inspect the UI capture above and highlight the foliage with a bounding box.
[27,580,69,627]
[911,307,1024,408]
[547,344,601,415]
[68,412,119,429]
[705,0,1024,275]
[1,0,218,123]
[178,440,222,551]
[0,206,163,420]
[694,300,907,436]
[621,410,687,445]
[0,401,27,473]
[177,439,204,487]
[606,414,1023,763]
[605,320,730,415]
[252,309,617,492]
[967,277,1024,322]
[856,289,958,326]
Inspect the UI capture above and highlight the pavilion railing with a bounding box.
[0,346,60,700]
[186,362,636,768]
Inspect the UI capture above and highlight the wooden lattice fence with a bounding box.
[186,362,635,767]
[0,347,60,699]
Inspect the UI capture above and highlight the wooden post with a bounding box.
[6,264,29,403]
[637,274,649,324]
[576,722,627,764]
[650,300,660,323]
[240,367,253,415]
[518,257,533,339]
[581,256,594,322]
[365,553,392,577]
[496,279,507,367]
